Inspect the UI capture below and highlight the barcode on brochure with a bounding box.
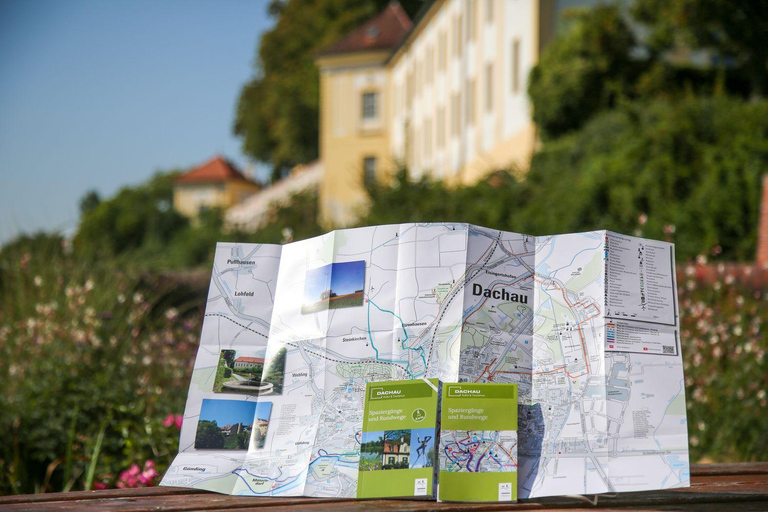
[498,482,512,501]
[663,345,675,354]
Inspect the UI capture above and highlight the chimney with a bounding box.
[758,174,768,268]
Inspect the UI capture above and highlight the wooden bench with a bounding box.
[1,462,766,510]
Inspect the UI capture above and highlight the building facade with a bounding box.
[382,436,410,467]
[315,0,575,228]
[173,155,261,218]
[233,356,265,370]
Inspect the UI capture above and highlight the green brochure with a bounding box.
[357,379,440,499]
[438,383,518,502]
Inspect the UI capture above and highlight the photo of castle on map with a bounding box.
[301,260,365,314]
[194,398,272,451]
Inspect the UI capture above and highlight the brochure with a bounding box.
[357,378,440,499]
[438,383,518,502]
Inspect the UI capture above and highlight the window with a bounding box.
[485,64,493,112]
[424,117,432,162]
[362,91,378,120]
[439,31,447,71]
[468,1,475,41]
[469,79,477,124]
[363,157,377,187]
[437,107,445,148]
[452,92,461,137]
[512,39,520,94]
[426,45,434,84]
[454,15,463,56]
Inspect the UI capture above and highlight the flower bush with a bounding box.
[679,263,768,462]
[0,238,200,494]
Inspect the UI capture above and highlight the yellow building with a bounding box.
[316,0,576,228]
[173,155,261,218]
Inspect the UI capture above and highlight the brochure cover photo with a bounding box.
[438,383,518,502]
[357,379,440,499]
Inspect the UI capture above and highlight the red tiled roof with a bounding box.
[235,356,265,364]
[319,2,413,56]
[175,155,257,185]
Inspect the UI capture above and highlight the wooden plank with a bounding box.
[691,463,768,476]
[1,466,767,511]
[0,487,201,505]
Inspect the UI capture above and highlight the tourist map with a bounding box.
[440,430,518,473]
[161,224,690,498]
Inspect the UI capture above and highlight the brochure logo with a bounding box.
[412,408,426,422]
[370,387,403,400]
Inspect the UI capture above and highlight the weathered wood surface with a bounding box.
[1,463,766,511]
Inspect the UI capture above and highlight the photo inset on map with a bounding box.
[360,430,411,471]
[194,398,271,451]
[410,428,435,469]
[301,260,365,314]
[439,430,518,472]
[213,349,269,395]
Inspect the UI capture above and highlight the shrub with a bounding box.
[679,264,768,462]
[0,240,200,494]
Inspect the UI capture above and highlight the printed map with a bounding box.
[162,224,689,498]
[440,430,518,473]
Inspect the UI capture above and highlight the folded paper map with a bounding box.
[161,224,689,498]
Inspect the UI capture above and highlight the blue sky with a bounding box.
[303,260,366,303]
[199,398,271,426]
[0,0,274,245]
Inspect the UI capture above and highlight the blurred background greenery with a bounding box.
[1,0,767,495]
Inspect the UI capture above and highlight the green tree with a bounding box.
[522,94,768,261]
[222,350,236,368]
[74,172,187,257]
[262,347,287,393]
[78,190,101,216]
[528,5,640,139]
[194,420,225,449]
[234,0,423,181]
[633,0,768,98]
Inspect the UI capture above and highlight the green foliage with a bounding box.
[194,421,224,450]
[262,347,287,394]
[529,5,640,139]
[234,0,423,180]
[78,190,101,216]
[523,94,768,261]
[222,349,236,368]
[632,0,768,97]
[75,173,188,257]
[0,239,201,494]
[363,169,530,229]
[238,189,324,246]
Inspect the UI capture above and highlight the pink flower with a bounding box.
[163,413,183,430]
[93,482,108,490]
[117,461,159,488]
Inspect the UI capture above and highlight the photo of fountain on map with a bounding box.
[212,348,286,396]
[301,260,365,314]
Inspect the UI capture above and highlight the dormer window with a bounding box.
[366,26,380,40]
[362,91,379,120]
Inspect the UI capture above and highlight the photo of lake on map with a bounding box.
[301,260,365,314]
